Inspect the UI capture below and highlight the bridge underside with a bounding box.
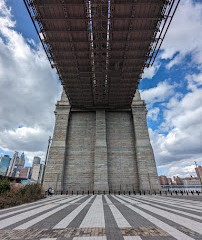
[25,0,179,109]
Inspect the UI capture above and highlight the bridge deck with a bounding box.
[24,0,179,109]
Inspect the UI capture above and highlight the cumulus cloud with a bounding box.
[141,80,176,107]
[186,72,202,91]
[0,0,62,163]
[141,0,202,177]
[147,107,160,121]
[142,62,161,79]
[148,72,202,171]
[166,165,196,178]
[160,0,202,68]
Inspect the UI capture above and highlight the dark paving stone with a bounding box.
[3,196,83,229]
[32,196,90,229]
[103,195,124,240]
[0,196,68,216]
[127,195,202,222]
[68,195,96,228]
[109,195,157,228]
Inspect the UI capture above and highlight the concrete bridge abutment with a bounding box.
[43,90,160,194]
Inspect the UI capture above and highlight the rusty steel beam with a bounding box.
[51,49,151,54]
[24,0,179,108]
[44,29,158,33]
[37,17,162,21]
[32,1,165,6]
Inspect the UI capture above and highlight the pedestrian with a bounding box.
[48,187,53,196]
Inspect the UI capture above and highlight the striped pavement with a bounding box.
[0,195,201,240]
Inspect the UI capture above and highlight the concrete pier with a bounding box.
[43,90,160,193]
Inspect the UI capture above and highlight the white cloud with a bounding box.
[147,107,160,121]
[142,62,160,79]
[141,81,175,107]
[186,72,202,91]
[160,0,202,68]
[0,0,62,162]
[166,165,196,178]
[148,73,202,170]
[0,127,48,152]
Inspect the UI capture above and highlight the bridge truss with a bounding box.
[24,0,180,109]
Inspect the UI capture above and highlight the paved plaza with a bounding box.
[0,195,202,240]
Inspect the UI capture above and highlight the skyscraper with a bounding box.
[0,155,11,176]
[12,152,25,178]
[7,151,18,177]
[33,156,41,165]
[31,164,44,183]
[19,152,25,166]
[7,152,25,177]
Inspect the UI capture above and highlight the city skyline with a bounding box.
[0,152,43,182]
[0,0,201,178]
[1,151,201,182]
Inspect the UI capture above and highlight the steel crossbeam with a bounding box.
[24,0,180,108]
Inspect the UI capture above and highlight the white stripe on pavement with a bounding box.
[0,195,64,214]
[127,196,202,221]
[79,195,105,228]
[134,195,202,213]
[156,196,202,206]
[73,237,107,240]
[0,195,74,220]
[104,195,131,228]
[140,196,202,210]
[40,238,57,240]
[124,237,142,240]
[15,196,86,229]
[0,195,82,229]
[53,195,94,229]
[119,195,202,235]
[112,195,194,240]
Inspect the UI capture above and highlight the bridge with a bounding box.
[23,0,180,194]
[24,0,179,109]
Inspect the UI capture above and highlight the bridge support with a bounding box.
[132,90,160,192]
[43,90,160,193]
[94,110,109,193]
[43,91,70,192]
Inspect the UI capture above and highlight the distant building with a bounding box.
[31,164,44,183]
[7,151,18,177]
[158,175,169,185]
[11,152,25,178]
[33,156,41,165]
[195,166,202,179]
[183,178,201,185]
[167,178,173,185]
[0,155,11,176]
[19,152,25,166]
[20,167,32,179]
[173,176,183,185]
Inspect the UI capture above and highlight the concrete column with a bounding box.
[132,90,160,193]
[94,110,109,192]
[43,90,70,193]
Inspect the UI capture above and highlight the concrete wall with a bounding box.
[63,111,95,192]
[106,111,139,192]
[43,91,70,192]
[44,90,160,193]
[132,93,160,192]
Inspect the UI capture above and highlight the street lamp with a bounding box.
[41,136,52,186]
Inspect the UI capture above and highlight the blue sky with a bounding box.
[0,0,201,177]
